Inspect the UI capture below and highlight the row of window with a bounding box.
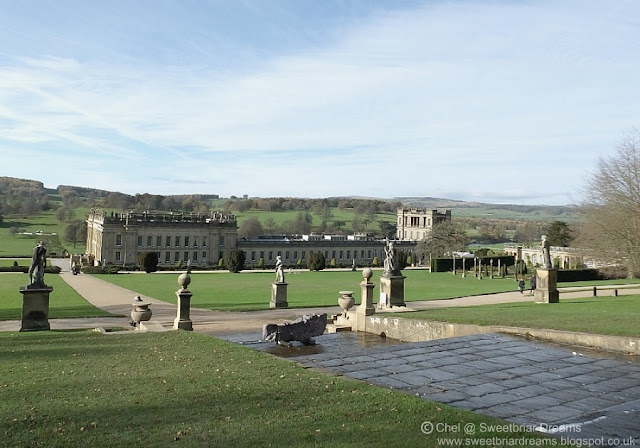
[248,249,381,263]
[115,234,225,248]
[114,251,219,263]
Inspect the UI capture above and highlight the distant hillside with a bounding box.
[394,197,579,222]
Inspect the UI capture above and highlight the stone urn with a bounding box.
[178,270,191,290]
[131,299,152,325]
[338,290,355,314]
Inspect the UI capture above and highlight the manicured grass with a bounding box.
[93,270,519,311]
[400,295,640,338]
[0,274,119,320]
[0,330,551,447]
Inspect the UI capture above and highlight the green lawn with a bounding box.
[0,330,550,447]
[0,208,89,257]
[401,295,640,338]
[92,270,519,311]
[0,274,119,320]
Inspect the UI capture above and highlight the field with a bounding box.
[92,270,519,311]
[401,295,640,338]
[0,330,550,447]
[0,274,118,320]
[0,207,89,257]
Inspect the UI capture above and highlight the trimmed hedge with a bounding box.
[0,266,60,273]
[556,269,600,282]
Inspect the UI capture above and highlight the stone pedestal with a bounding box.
[358,280,376,317]
[19,285,53,332]
[270,282,288,309]
[534,268,559,303]
[174,289,193,331]
[379,275,406,307]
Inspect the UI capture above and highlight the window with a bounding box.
[285,251,289,260]
[302,251,306,260]
[174,252,180,262]
[137,236,142,247]
[115,251,121,262]
[165,252,170,263]
[332,250,336,259]
[268,251,273,261]
[184,236,190,247]
[361,250,365,259]
[293,251,298,260]
[368,250,372,259]
[202,251,207,260]
[166,236,171,247]
[116,234,122,247]
[277,251,282,257]
[339,251,344,260]
[147,236,152,247]
[193,251,198,262]
[219,235,225,247]
[184,252,189,262]
[260,251,264,260]
[347,250,351,260]
[203,237,207,247]
[156,236,162,247]
[251,252,256,261]
[175,236,180,247]
[194,237,198,247]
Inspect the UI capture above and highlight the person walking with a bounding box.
[530,275,536,295]
[518,279,525,294]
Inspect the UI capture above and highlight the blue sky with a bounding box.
[1,0,639,205]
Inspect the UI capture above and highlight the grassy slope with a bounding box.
[0,274,119,320]
[92,271,518,311]
[400,295,640,338]
[0,330,550,447]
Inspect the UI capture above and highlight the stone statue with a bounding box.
[28,241,47,287]
[262,313,327,346]
[275,255,285,283]
[540,235,552,268]
[383,239,395,277]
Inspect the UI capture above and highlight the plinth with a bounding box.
[19,285,53,331]
[174,289,193,331]
[379,275,406,307]
[534,268,559,303]
[270,282,288,309]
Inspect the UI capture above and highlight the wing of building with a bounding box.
[85,210,237,266]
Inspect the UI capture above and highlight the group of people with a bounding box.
[518,276,536,294]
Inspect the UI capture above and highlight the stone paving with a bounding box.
[221,331,640,445]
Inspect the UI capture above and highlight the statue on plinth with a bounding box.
[275,255,285,283]
[540,235,552,269]
[28,241,47,288]
[383,239,398,277]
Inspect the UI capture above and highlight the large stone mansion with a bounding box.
[85,207,451,267]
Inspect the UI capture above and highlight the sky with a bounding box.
[1,0,639,205]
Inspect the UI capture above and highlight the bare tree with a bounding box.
[417,220,470,258]
[579,130,640,277]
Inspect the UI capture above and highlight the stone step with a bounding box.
[326,323,351,333]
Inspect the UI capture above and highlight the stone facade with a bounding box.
[237,235,417,268]
[86,210,237,266]
[86,210,419,268]
[396,207,451,241]
[502,245,583,269]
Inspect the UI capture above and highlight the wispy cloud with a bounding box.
[1,1,639,204]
